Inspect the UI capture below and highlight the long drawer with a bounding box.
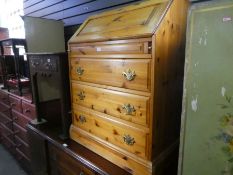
[72,82,150,126]
[70,58,151,92]
[72,105,148,159]
[70,40,151,55]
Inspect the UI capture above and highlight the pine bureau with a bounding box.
[68,0,189,174]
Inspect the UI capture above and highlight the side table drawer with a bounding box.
[9,95,22,113]
[22,101,36,120]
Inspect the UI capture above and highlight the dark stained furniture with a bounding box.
[27,123,131,175]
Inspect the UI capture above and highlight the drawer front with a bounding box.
[70,58,151,92]
[0,112,13,130]
[0,102,11,120]
[49,143,96,175]
[15,136,30,160]
[12,110,30,129]
[72,83,149,126]
[73,107,147,158]
[0,91,9,105]
[13,123,28,143]
[70,41,150,55]
[9,95,22,113]
[22,101,36,120]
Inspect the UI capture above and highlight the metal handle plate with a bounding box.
[122,104,136,115]
[77,91,85,100]
[78,115,86,124]
[76,67,84,76]
[122,69,136,81]
[123,134,135,146]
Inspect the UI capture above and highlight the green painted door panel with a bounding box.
[179,0,233,175]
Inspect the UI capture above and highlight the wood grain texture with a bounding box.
[70,58,151,92]
[68,0,189,174]
[69,0,170,43]
[72,82,150,126]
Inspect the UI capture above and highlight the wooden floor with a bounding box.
[0,144,27,175]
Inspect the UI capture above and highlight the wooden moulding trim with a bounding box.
[70,81,151,97]
[70,38,152,46]
[73,104,150,134]
[70,125,152,170]
[69,54,152,59]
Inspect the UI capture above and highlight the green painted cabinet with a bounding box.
[179,0,233,175]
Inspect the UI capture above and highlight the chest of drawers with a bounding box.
[0,89,35,172]
[68,0,189,174]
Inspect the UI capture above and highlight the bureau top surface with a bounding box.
[69,0,171,43]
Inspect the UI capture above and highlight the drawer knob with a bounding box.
[77,91,85,100]
[76,66,84,76]
[123,134,135,146]
[78,115,86,124]
[122,69,136,81]
[122,104,136,115]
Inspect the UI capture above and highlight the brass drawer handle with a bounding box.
[24,109,31,113]
[122,104,136,115]
[123,134,135,146]
[122,69,136,81]
[78,115,86,124]
[10,103,16,107]
[76,66,84,76]
[77,91,85,100]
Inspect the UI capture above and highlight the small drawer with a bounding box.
[0,91,9,105]
[0,123,14,139]
[22,101,36,120]
[70,40,151,55]
[0,102,11,120]
[0,112,13,130]
[15,136,30,161]
[12,110,30,129]
[9,95,22,113]
[0,132,16,154]
[13,123,28,143]
[72,106,148,159]
[72,83,150,126]
[70,58,151,92]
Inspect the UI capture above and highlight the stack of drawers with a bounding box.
[69,38,153,174]
[0,90,36,171]
[68,0,188,174]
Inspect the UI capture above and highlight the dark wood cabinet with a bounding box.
[0,89,34,173]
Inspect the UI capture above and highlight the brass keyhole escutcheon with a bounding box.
[76,66,84,76]
[77,91,85,100]
[122,69,136,81]
[122,104,136,115]
[123,134,135,146]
